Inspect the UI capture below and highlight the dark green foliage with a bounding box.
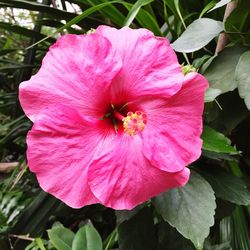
[153,171,216,249]
[118,207,156,250]
[0,0,250,249]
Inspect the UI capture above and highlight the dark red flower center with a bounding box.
[101,104,147,136]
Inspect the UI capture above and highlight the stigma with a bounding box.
[122,111,147,136]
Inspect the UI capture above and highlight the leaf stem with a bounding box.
[104,229,117,250]
[174,0,187,29]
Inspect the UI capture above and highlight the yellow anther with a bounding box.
[122,111,147,136]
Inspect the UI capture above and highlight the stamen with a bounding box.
[114,111,125,121]
[122,111,147,136]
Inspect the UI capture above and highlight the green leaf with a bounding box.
[85,0,126,26]
[171,18,223,53]
[123,2,162,35]
[123,0,154,27]
[156,221,195,250]
[202,150,237,161]
[0,211,7,233]
[116,204,144,225]
[118,207,156,250]
[231,206,250,250]
[199,168,250,205]
[11,192,60,250]
[205,88,222,102]
[0,22,55,42]
[48,226,75,250]
[26,0,124,50]
[35,238,46,250]
[24,240,42,250]
[153,171,216,250]
[163,0,177,17]
[193,54,211,69]
[72,223,102,250]
[0,0,76,20]
[208,0,231,12]
[204,46,247,93]
[0,190,30,232]
[219,217,232,247]
[199,1,217,18]
[11,191,60,235]
[235,50,250,110]
[103,229,117,250]
[174,0,186,29]
[202,126,239,154]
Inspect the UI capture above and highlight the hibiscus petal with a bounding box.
[95,26,184,101]
[19,33,122,122]
[88,135,190,210]
[26,105,107,208]
[142,72,208,172]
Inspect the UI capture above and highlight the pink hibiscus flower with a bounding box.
[19,26,208,210]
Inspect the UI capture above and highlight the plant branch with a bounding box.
[215,1,237,55]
